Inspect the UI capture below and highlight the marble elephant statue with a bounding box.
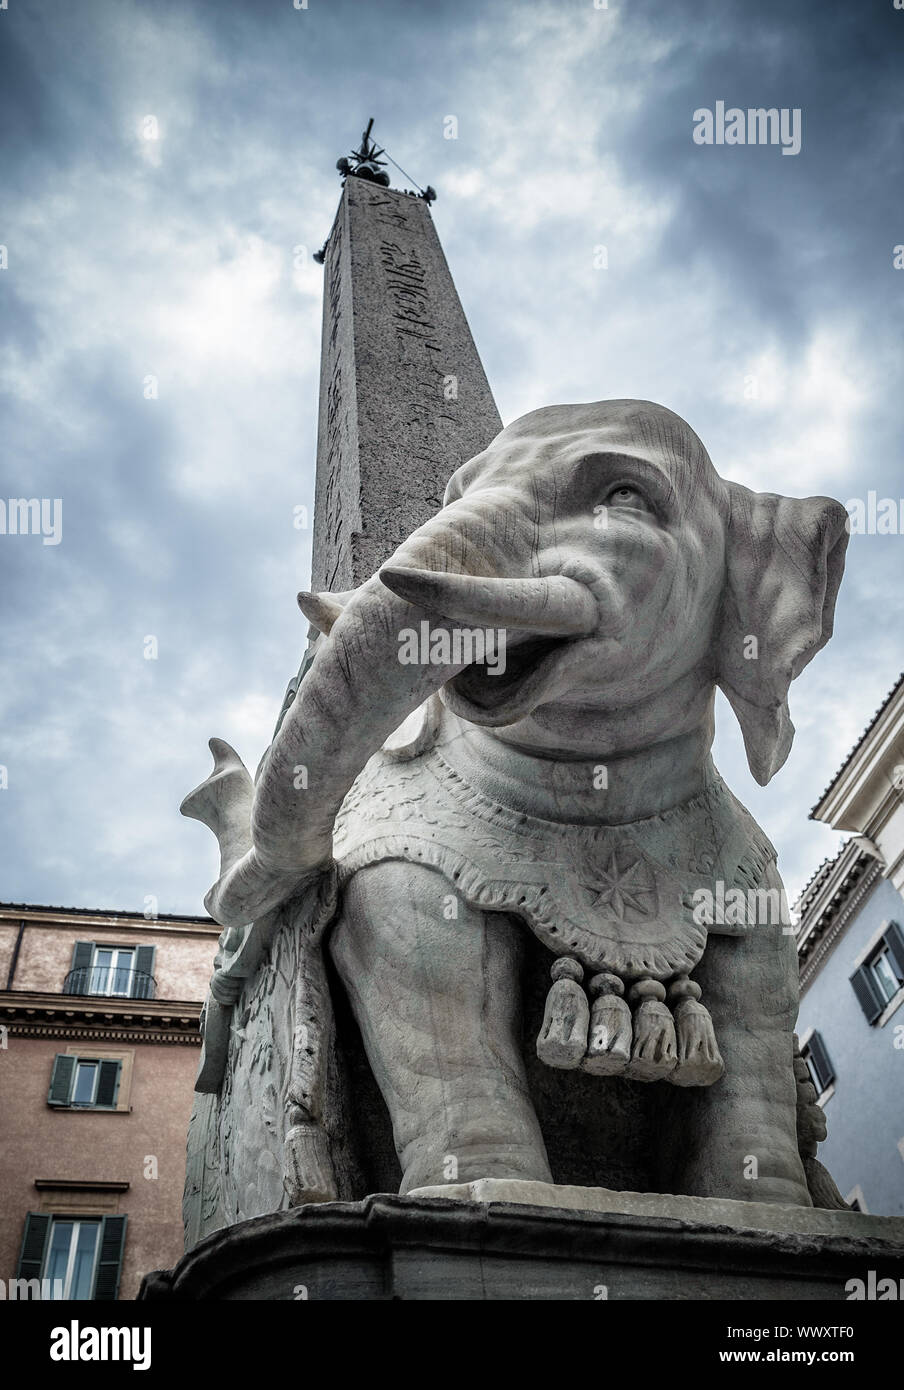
[183,398,849,1220]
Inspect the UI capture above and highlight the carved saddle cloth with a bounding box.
[331,715,777,985]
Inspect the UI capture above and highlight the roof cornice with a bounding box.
[797,849,883,991]
[0,989,202,1045]
[0,905,219,937]
[811,674,904,827]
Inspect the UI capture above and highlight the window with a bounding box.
[45,1220,100,1299]
[870,943,901,1004]
[91,946,134,996]
[850,922,904,1024]
[801,1031,835,1095]
[48,1055,121,1109]
[72,1061,100,1105]
[16,1213,127,1300]
[64,940,156,999]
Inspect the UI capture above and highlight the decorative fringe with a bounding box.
[284,1112,338,1206]
[536,960,722,1091]
[582,972,632,1075]
[537,957,589,1069]
[668,975,724,1087]
[624,978,677,1082]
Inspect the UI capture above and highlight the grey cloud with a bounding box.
[0,0,900,912]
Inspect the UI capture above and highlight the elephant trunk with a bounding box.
[194,493,597,927]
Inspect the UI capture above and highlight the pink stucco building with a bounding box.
[0,903,218,1300]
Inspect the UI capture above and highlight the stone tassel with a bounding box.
[667,975,724,1087]
[582,973,632,1075]
[624,978,677,1082]
[284,1106,338,1206]
[537,957,590,1069]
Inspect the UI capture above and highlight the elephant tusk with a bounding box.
[378,568,598,637]
[297,590,353,636]
[199,499,580,928]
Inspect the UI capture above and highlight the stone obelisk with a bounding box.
[173,126,506,1255]
[271,124,502,731]
[311,138,501,594]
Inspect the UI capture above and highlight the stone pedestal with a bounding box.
[141,1184,904,1301]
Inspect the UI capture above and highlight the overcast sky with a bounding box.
[1,0,902,917]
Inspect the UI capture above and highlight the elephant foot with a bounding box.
[399,1131,552,1194]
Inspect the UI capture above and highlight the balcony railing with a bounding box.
[63,967,157,1000]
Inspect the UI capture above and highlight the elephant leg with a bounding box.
[660,897,811,1207]
[328,860,552,1193]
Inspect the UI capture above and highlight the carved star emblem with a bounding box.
[581,847,657,921]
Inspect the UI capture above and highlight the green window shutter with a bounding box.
[850,964,884,1024]
[16,1213,51,1282]
[94,1059,121,1108]
[884,922,904,982]
[92,1215,127,1300]
[66,940,95,994]
[132,945,156,999]
[48,1054,76,1106]
[805,1031,834,1091]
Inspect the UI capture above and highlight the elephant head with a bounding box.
[184,398,848,929]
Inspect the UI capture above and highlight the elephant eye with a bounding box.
[606,484,652,512]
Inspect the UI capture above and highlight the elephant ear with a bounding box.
[718,483,849,786]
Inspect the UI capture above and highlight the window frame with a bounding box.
[71,1059,100,1107]
[44,1217,101,1300]
[868,942,902,1005]
[850,921,904,1025]
[47,1053,124,1111]
[89,945,135,997]
[16,1211,128,1301]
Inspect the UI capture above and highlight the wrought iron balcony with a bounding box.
[63,966,157,1000]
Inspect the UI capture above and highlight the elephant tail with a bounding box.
[803,1156,851,1211]
[181,738,254,882]
[793,1033,851,1210]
